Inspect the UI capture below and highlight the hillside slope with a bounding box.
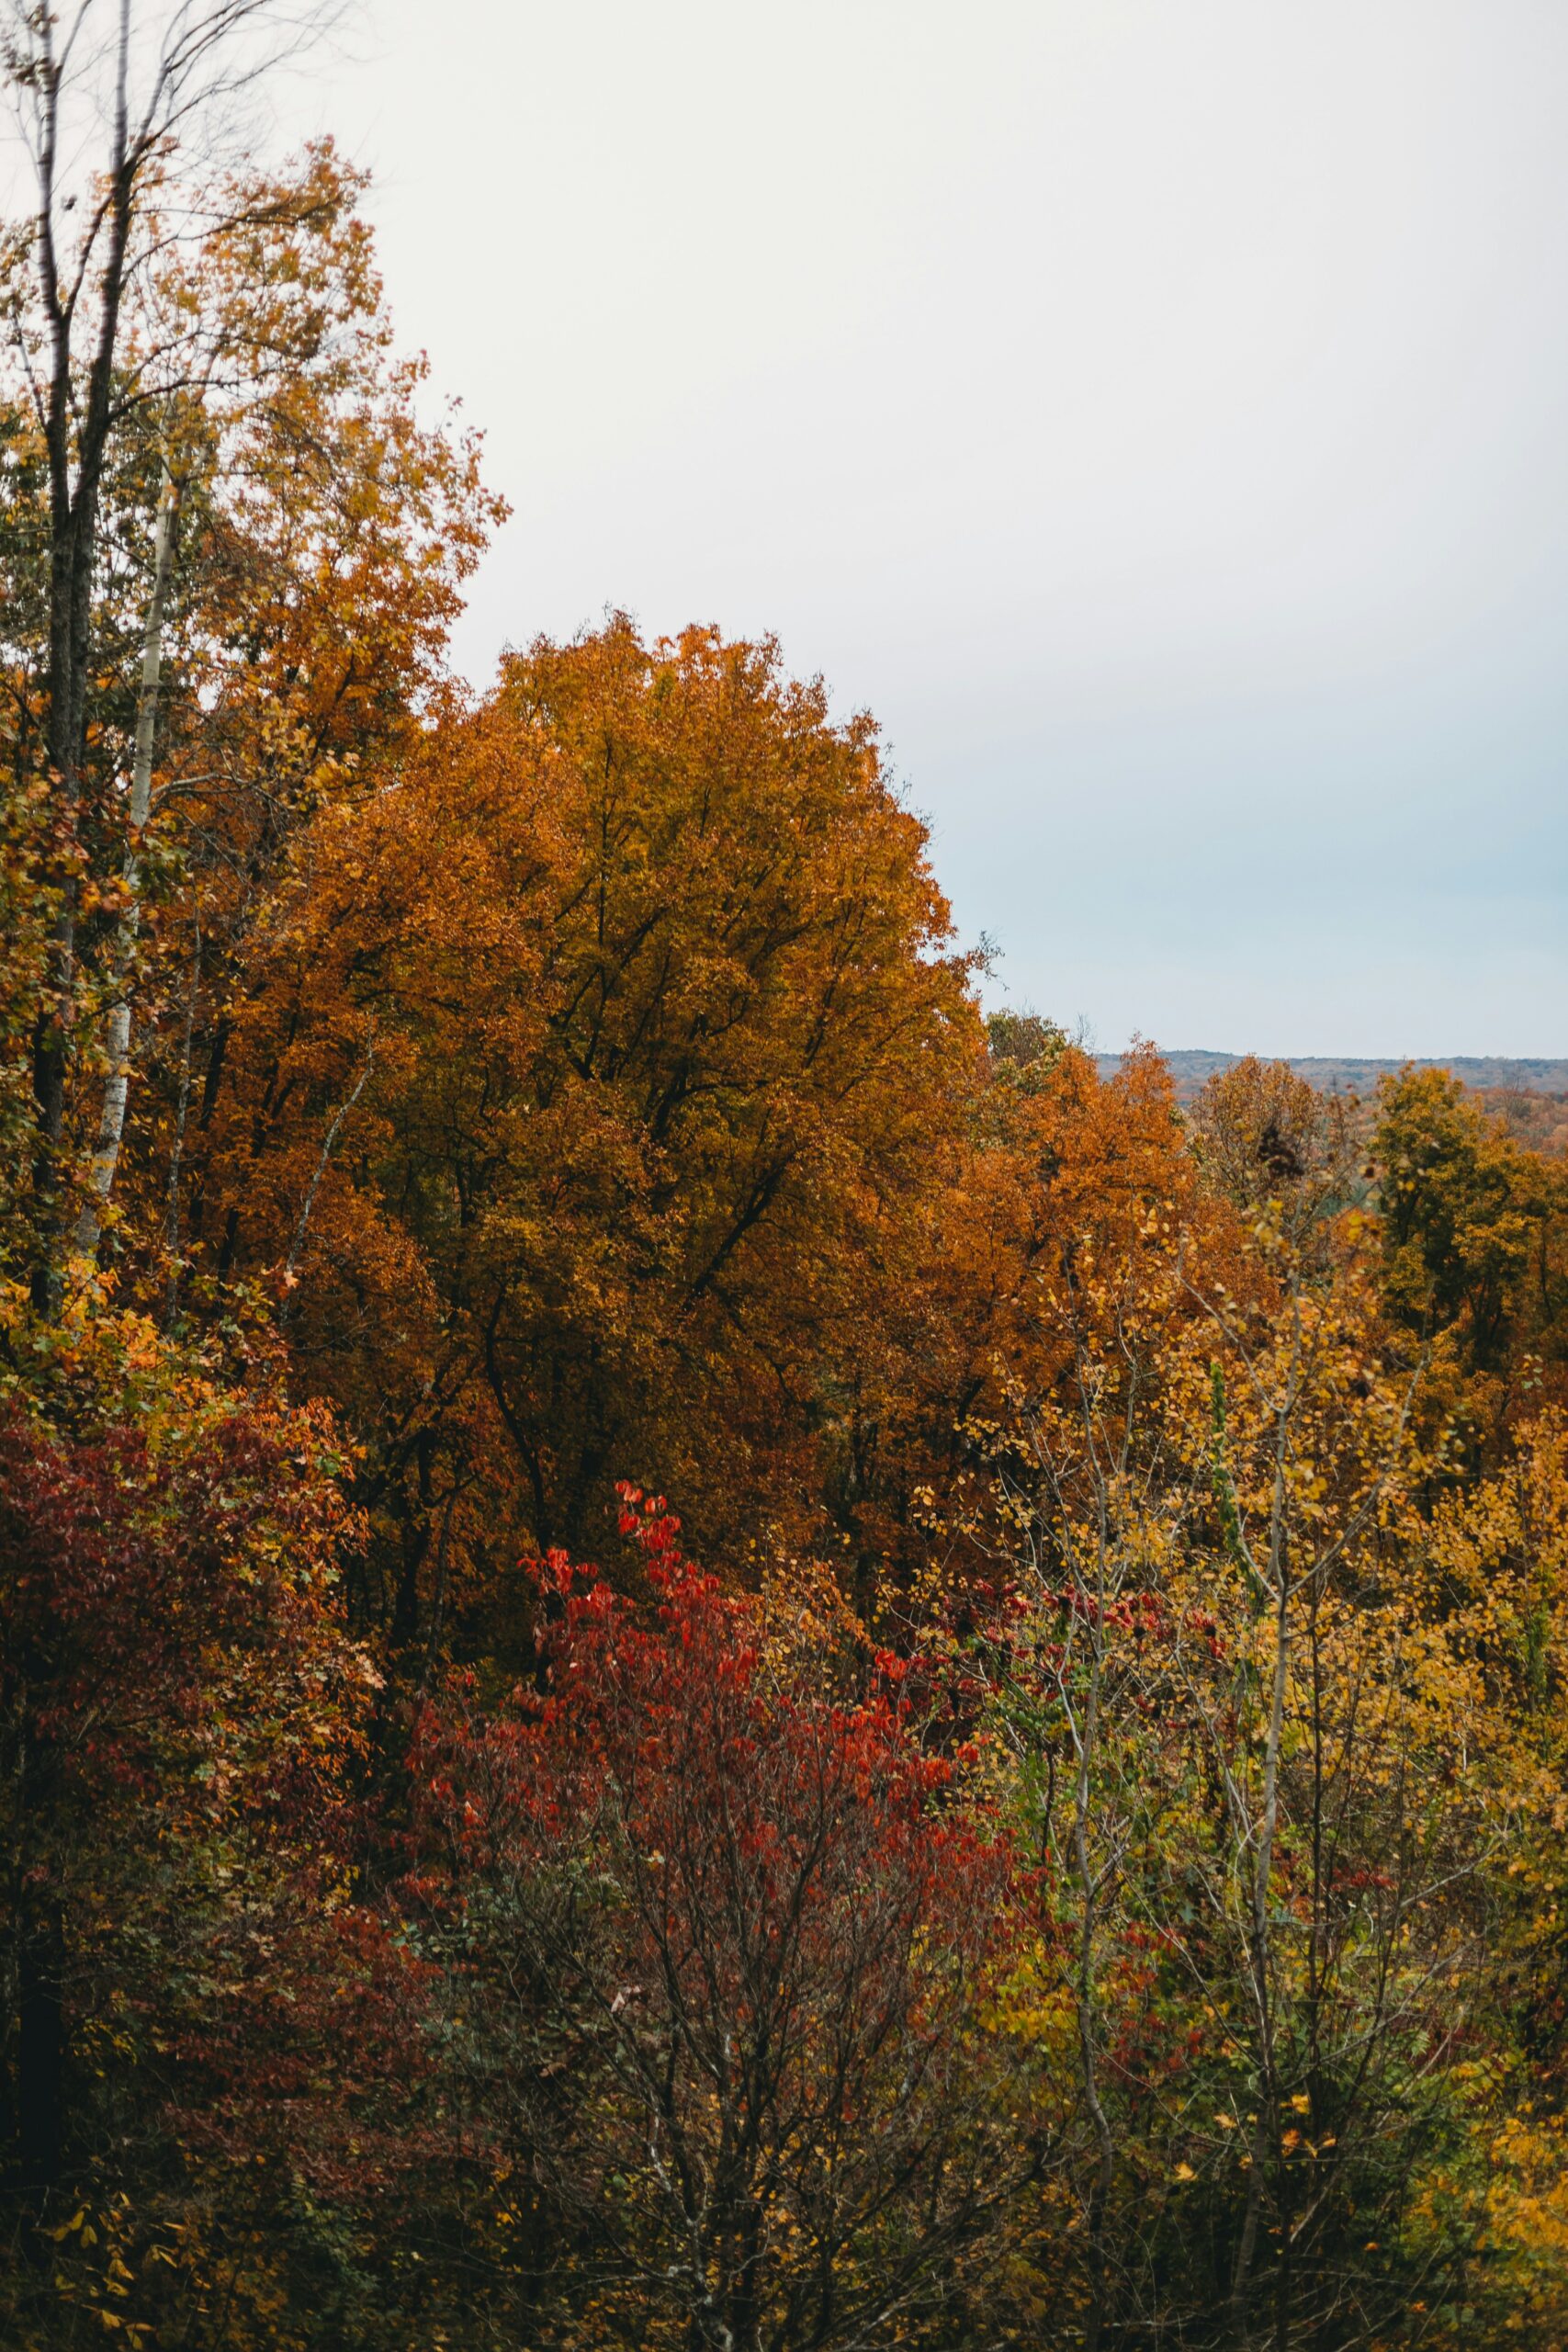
[1098,1050,1568,1103]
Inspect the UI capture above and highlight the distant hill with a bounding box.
[1094,1050,1568,1106]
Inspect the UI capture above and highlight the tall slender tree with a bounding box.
[1,0,333,1308]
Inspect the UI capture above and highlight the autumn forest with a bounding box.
[3,10,1568,2349]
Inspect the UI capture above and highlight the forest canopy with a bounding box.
[2,12,1567,2349]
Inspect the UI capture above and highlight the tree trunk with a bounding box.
[29,2,137,1314]
[1230,1331,1298,2347]
[1075,1600,1116,2352]
[17,1908,64,2214]
[76,461,182,1260]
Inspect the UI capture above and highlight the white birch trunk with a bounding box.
[75,460,181,1259]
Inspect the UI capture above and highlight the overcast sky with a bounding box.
[286,0,1567,1057]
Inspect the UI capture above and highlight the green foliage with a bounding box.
[1377,1066,1541,1363]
